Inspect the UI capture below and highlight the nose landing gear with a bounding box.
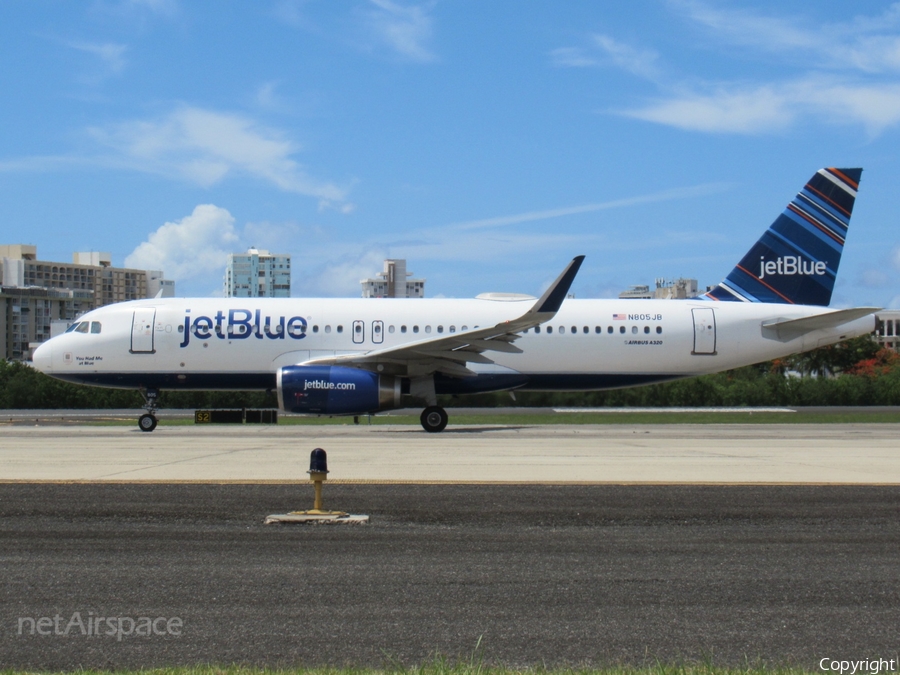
[138,388,160,432]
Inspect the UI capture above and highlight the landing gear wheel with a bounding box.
[138,413,158,432]
[420,406,448,433]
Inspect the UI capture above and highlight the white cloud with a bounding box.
[675,0,900,74]
[449,182,731,230]
[592,35,660,80]
[255,81,280,109]
[297,249,389,297]
[89,106,347,203]
[363,0,435,62]
[549,47,600,68]
[623,85,793,134]
[65,41,128,76]
[623,78,900,135]
[125,204,239,289]
[550,36,659,80]
[559,1,900,135]
[123,0,179,14]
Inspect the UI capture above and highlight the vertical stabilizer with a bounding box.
[701,168,861,306]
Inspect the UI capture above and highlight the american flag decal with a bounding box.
[613,313,626,320]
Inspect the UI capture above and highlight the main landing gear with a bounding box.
[420,406,448,433]
[138,388,160,432]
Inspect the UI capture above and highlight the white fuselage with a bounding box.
[32,296,874,394]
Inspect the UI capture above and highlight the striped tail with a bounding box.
[701,168,861,306]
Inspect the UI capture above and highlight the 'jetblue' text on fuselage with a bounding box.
[179,309,307,348]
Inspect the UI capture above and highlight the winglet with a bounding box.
[531,255,585,316]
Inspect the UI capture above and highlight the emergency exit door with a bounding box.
[691,307,717,355]
[131,308,156,353]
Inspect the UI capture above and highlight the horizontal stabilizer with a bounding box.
[762,307,879,340]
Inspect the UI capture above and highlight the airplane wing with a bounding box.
[302,256,585,378]
[762,307,880,341]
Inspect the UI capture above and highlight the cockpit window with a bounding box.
[74,322,89,333]
[91,321,102,334]
[65,322,81,333]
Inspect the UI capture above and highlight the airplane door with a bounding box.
[691,307,717,355]
[372,320,384,344]
[131,308,156,354]
[352,320,365,344]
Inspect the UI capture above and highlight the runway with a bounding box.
[1,423,899,482]
[2,483,898,669]
[2,422,898,668]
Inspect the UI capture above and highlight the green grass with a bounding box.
[99,409,900,427]
[267,410,900,425]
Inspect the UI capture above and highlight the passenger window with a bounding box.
[619,326,625,334]
[325,325,332,333]
[656,326,663,334]
[608,326,613,334]
[461,325,468,331]
[355,324,362,334]
[571,326,576,334]
[437,326,443,334]
[535,326,541,334]
[632,326,638,334]
[401,325,407,333]
[337,325,344,333]
[449,326,456,333]
[413,326,419,333]
[547,326,553,334]
[595,326,601,334]
[425,326,431,333]
[75,322,89,333]
[313,325,319,333]
[644,326,650,334]
[583,326,588,334]
[389,325,395,333]
[91,322,101,334]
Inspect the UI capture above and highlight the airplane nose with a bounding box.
[32,340,52,374]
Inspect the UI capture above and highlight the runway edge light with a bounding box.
[264,448,369,525]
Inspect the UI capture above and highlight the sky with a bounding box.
[1,0,899,308]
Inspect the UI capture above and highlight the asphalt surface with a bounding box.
[2,484,899,669]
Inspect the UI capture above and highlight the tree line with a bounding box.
[1,336,898,409]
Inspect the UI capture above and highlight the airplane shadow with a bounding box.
[384,425,529,434]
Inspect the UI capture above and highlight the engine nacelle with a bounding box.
[277,365,402,415]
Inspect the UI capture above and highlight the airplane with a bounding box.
[32,168,879,433]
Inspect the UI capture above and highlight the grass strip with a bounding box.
[63,410,900,427]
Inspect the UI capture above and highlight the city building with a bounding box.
[874,310,900,351]
[361,259,425,298]
[224,248,291,298]
[618,278,699,300]
[618,285,652,300]
[0,244,174,361]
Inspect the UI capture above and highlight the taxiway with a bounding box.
[0,423,898,482]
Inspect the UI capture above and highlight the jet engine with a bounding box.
[276,365,402,416]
